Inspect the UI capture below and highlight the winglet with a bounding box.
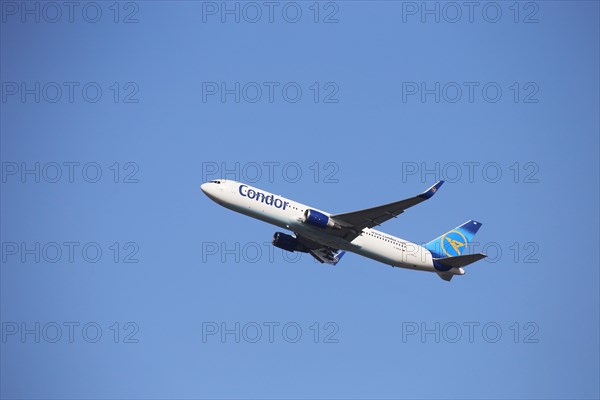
[418,180,444,200]
[332,250,346,266]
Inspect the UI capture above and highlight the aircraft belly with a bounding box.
[351,237,436,272]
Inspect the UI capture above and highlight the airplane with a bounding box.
[200,179,486,281]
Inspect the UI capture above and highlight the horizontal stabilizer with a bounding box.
[433,253,487,271]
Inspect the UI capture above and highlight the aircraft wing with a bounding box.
[330,181,444,240]
[295,234,346,265]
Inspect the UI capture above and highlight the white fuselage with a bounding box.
[201,180,458,275]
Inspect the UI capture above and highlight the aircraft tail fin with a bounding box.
[425,220,486,279]
[424,220,483,259]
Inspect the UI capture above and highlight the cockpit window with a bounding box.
[209,180,221,184]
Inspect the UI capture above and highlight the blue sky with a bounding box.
[1,1,599,399]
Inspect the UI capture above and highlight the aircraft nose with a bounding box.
[200,183,209,194]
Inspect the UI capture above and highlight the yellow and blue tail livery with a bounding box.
[425,220,483,258]
[424,220,486,278]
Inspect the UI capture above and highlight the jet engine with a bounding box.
[272,232,309,253]
[302,209,341,229]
